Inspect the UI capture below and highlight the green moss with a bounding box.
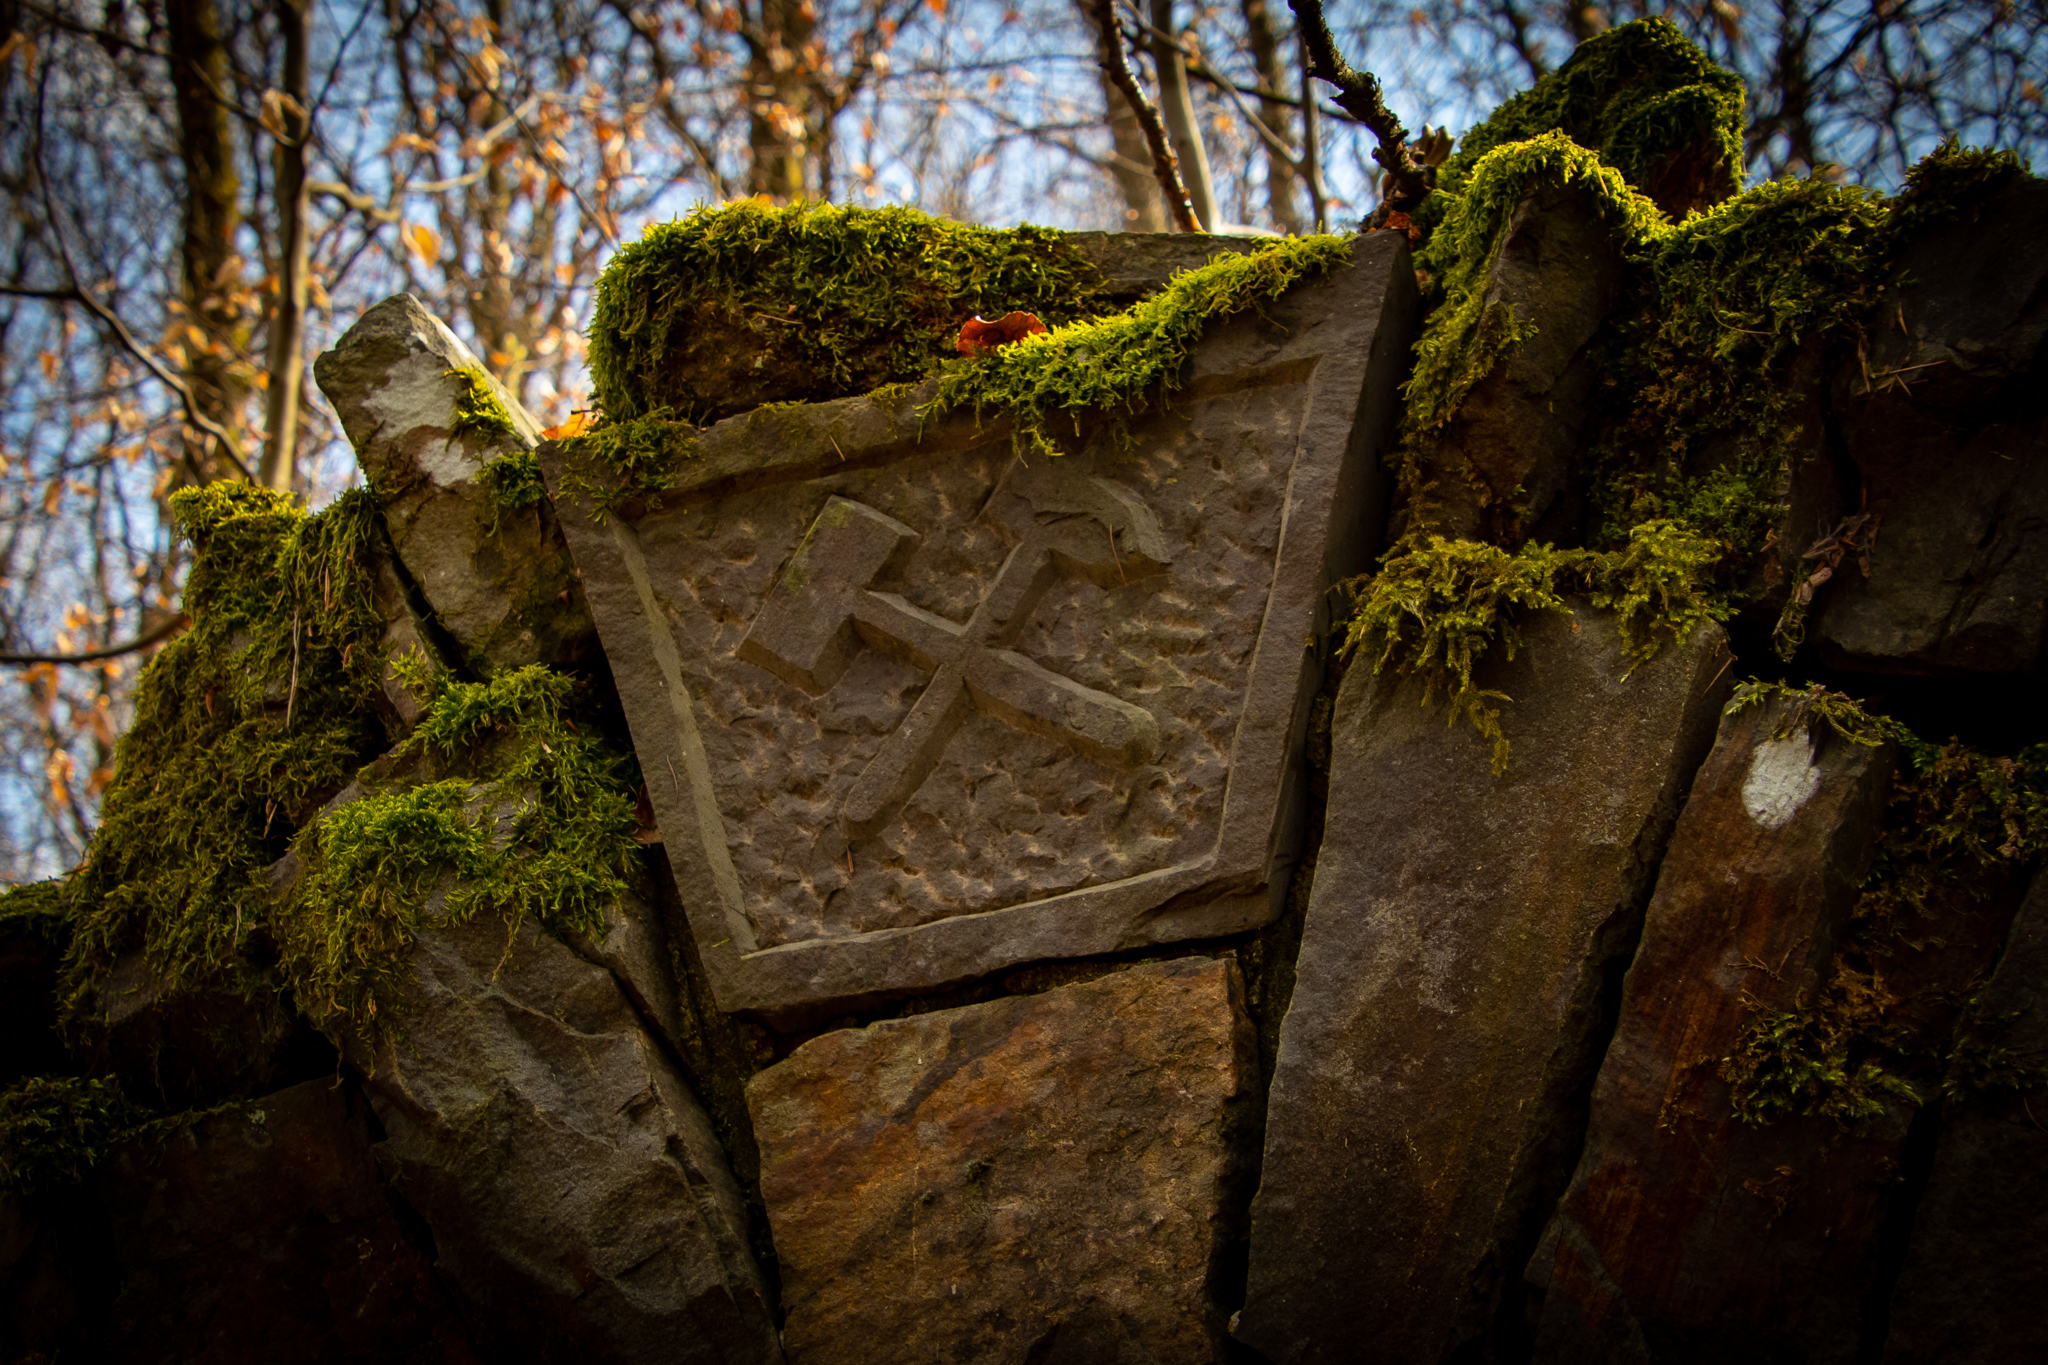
[1334,519,1728,774]
[553,413,704,521]
[0,879,75,950]
[0,1076,146,1194]
[273,663,641,1044]
[1718,686,2048,1127]
[1586,178,1887,558]
[1723,678,1906,749]
[1883,137,2031,248]
[1404,133,1667,446]
[586,201,1111,425]
[1430,17,1744,220]
[446,367,519,445]
[923,234,1353,460]
[60,485,387,1022]
[477,448,545,513]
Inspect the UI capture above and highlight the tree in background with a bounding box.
[2,0,2043,878]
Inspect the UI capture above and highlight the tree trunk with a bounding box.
[1075,0,1166,229]
[259,0,310,491]
[1240,0,1303,234]
[163,0,245,480]
[746,0,819,201]
[1149,0,1216,232]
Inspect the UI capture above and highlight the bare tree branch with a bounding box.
[0,615,188,668]
[29,71,255,483]
[1288,0,1428,218]
[1088,0,1202,231]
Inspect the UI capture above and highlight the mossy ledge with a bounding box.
[558,227,1353,506]
[584,200,1113,426]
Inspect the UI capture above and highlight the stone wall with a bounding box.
[4,157,2043,1365]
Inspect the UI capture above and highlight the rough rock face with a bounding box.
[313,293,590,673]
[97,1078,476,1363]
[1528,695,1901,1364]
[1235,605,1731,1365]
[747,956,1258,1365]
[1880,872,2048,1365]
[544,236,1417,1023]
[1413,180,1628,544]
[348,899,782,1365]
[1814,173,2048,675]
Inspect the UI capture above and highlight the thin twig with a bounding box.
[1089,0,1202,233]
[30,63,255,482]
[1288,0,1427,218]
[0,614,189,666]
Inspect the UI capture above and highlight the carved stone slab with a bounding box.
[540,235,1415,1021]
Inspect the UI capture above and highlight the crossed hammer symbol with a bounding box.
[738,474,1171,839]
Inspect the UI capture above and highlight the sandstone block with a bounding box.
[314,293,590,673]
[1235,605,1731,1365]
[1880,872,2048,1365]
[350,900,781,1365]
[747,955,1258,1365]
[1528,693,1901,1363]
[542,236,1417,1023]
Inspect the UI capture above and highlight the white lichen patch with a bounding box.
[1742,734,1821,829]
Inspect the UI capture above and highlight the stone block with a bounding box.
[313,293,591,673]
[98,1077,477,1363]
[541,235,1417,1023]
[1528,693,1902,1363]
[1880,872,2048,1365]
[746,955,1258,1365]
[1235,604,1731,1365]
[348,899,782,1365]
[1813,173,2048,675]
[1410,178,1628,545]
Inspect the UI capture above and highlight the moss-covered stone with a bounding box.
[1429,15,1744,222]
[60,486,387,1025]
[585,201,1114,426]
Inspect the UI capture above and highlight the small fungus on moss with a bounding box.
[923,233,1353,460]
[585,200,1112,426]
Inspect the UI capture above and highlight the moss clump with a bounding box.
[924,234,1353,460]
[60,485,387,1021]
[446,367,520,444]
[1882,137,2032,248]
[1431,16,1744,220]
[1335,519,1728,774]
[0,879,75,950]
[553,412,704,521]
[1718,685,2048,1127]
[0,1076,146,1193]
[586,201,1111,426]
[1403,133,1666,446]
[478,448,545,515]
[1585,177,1888,559]
[273,663,641,1043]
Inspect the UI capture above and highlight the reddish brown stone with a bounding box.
[1529,695,1902,1363]
[747,956,1258,1365]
